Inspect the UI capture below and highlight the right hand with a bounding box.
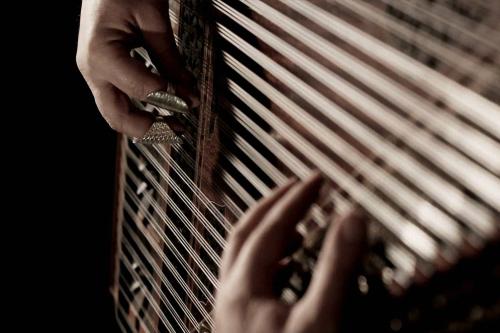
[76,0,199,138]
[216,173,367,333]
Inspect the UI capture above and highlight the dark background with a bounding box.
[18,2,121,331]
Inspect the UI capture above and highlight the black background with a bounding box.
[17,1,121,331]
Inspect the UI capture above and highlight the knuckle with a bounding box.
[76,35,106,76]
[106,117,123,133]
[75,51,90,74]
[76,47,99,77]
[101,111,124,133]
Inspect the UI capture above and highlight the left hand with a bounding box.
[76,0,198,138]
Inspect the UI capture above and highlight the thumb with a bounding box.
[297,210,367,326]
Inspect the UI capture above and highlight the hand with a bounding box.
[76,0,198,138]
[216,173,367,333]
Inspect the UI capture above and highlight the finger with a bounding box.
[77,2,170,106]
[94,43,172,103]
[92,83,184,137]
[237,172,323,283]
[220,178,298,279]
[298,210,367,325]
[136,5,200,107]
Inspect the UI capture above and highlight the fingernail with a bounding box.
[342,210,366,244]
[145,91,189,114]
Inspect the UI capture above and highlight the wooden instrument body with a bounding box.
[110,1,500,332]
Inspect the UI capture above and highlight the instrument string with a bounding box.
[273,0,500,141]
[133,82,492,254]
[122,225,213,328]
[171,0,500,189]
[227,98,438,268]
[128,146,220,245]
[224,42,499,218]
[136,146,230,239]
[124,176,220,290]
[128,83,446,268]
[171,0,500,102]
[131,121,412,298]
[135,118,323,232]
[334,0,500,83]
[130,127,422,306]
[222,104,426,274]
[116,2,500,330]
[227,75,442,262]
[219,3,500,176]
[151,144,231,232]
[220,0,500,209]
[125,161,223,270]
[137,120,339,238]
[457,0,499,12]
[122,188,217,305]
[136,146,227,248]
[171,0,500,131]
[127,93,482,278]
[119,1,498,322]
[170,1,500,177]
[389,0,500,51]
[209,125,422,286]
[172,0,500,52]
[119,253,181,333]
[227,59,464,252]
[216,24,498,239]
[117,282,157,333]
[122,204,218,330]
[130,136,235,237]
[123,197,209,298]
[217,143,329,229]
[121,243,194,333]
[226,104,422,269]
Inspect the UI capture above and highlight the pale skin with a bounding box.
[77,2,367,331]
[77,0,199,138]
[217,173,366,333]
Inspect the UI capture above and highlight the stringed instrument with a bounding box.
[110,1,500,332]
